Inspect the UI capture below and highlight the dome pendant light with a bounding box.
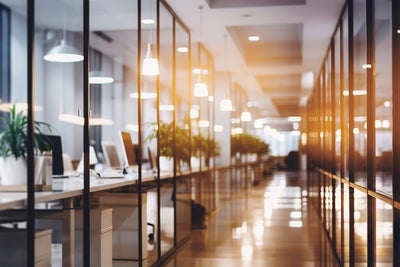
[44,40,84,62]
[89,71,114,84]
[44,14,83,63]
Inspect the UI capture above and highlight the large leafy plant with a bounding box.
[0,105,53,159]
[145,121,220,165]
[231,133,269,157]
[146,121,191,164]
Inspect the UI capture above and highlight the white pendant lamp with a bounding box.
[44,14,83,63]
[142,43,160,76]
[89,71,114,84]
[44,39,83,63]
[240,109,252,122]
[142,1,159,76]
[220,98,233,111]
[219,35,233,111]
[194,72,208,97]
[194,5,208,97]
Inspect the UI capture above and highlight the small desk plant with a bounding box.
[0,104,53,186]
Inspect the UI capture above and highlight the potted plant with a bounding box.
[191,134,220,168]
[231,133,269,161]
[145,121,191,171]
[0,105,53,186]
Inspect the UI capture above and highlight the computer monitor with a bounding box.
[101,141,121,170]
[119,131,137,170]
[147,147,157,171]
[41,135,64,176]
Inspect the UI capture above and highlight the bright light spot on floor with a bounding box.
[294,204,302,210]
[241,244,254,260]
[290,211,302,219]
[289,220,303,228]
[293,198,301,204]
[264,199,273,219]
[232,227,242,239]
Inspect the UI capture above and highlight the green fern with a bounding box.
[0,105,53,159]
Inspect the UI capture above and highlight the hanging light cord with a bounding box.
[224,34,231,99]
[199,5,204,44]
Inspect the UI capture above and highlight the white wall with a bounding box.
[214,71,231,166]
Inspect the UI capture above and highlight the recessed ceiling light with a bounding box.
[177,47,188,53]
[141,19,155,24]
[248,36,260,41]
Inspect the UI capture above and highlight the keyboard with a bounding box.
[96,169,124,178]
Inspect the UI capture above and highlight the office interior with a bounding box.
[0,0,398,266]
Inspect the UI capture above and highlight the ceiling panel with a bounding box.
[206,0,305,8]
[257,74,301,94]
[271,97,300,117]
[227,23,303,67]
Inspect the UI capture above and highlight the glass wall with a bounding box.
[307,1,396,266]
[0,0,195,266]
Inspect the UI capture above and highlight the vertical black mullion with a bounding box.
[322,69,327,228]
[348,0,355,266]
[331,37,338,255]
[317,85,322,219]
[188,21,192,175]
[137,1,143,266]
[172,14,177,247]
[155,0,162,261]
[339,16,345,267]
[83,0,90,266]
[27,0,35,265]
[392,0,400,266]
[0,4,11,102]
[366,0,376,266]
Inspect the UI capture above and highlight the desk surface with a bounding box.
[0,169,176,212]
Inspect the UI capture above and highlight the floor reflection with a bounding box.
[164,171,335,267]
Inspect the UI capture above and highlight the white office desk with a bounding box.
[0,169,171,211]
[0,169,173,266]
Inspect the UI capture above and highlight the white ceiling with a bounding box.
[165,0,346,129]
[2,0,346,130]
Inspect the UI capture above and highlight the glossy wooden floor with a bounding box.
[164,171,338,267]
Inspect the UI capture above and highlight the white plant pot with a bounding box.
[0,156,27,186]
[191,156,205,169]
[159,156,173,172]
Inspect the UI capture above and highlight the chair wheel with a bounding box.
[148,233,154,240]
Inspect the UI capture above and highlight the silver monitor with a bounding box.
[101,140,122,170]
[119,131,137,170]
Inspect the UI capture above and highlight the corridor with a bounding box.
[164,171,337,267]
